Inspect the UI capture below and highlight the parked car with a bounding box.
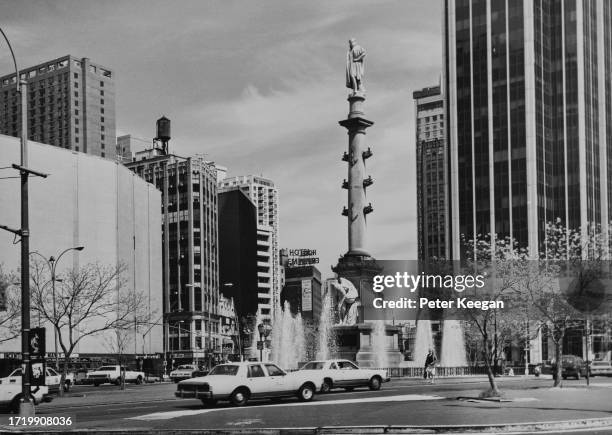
[299,359,390,393]
[0,383,52,413]
[552,355,587,380]
[1,367,74,394]
[170,364,207,383]
[85,365,145,386]
[175,361,325,407]
[589,360,612,377]
[74,368,90,385]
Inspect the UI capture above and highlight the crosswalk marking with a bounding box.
[128,394,445,421]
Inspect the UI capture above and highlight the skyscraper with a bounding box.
[127,148,220,365]
[413,85,448,260]
[445,0,612,258]
[0,55,116,159]
[218,175,280,325]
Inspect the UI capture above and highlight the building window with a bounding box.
[74,91,78,98]
[75,118,79,125]
[100,108,104,114]
[101,152,105,158]
[73,72,78,79]
[75,128,79,134]
[74,100,78,107]
[100,81,104,87]
[101,125,105,132]
[74,109,78,116]
[100,90,104,96]
[100,99,104,105]
[100,116,104,123]
[74,82,78,88]
[75,138,79,144]
[101,142,105,149]
[101,134,105,140]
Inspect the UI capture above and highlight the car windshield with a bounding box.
[96,366,118,371]
[177,365,195,370]
[208,365,239,376]
[592,362,609,366]
[301,362,325,370]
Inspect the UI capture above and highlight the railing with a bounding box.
[376,366,491,378]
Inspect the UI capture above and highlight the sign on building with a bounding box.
[301,279,312,312]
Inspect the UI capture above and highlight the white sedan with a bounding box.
[175,361,324,407]
[1,367,69,394]
[299,359,390,393]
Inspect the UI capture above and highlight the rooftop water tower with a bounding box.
[154,116,171,154]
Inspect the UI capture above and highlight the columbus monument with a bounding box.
[331,38,402,367]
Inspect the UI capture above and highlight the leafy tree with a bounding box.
[460,234,528,396]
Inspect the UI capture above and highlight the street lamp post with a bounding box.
[257,323,272,362]
[30,247,84,371]
[0,26,46,417]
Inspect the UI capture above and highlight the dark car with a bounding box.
[552,355,587,380]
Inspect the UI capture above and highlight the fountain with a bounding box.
[412,319,434,367]
[270,301,306,369]
[370,320,389,368]
[315,291,335,360]
[440,320,467,366]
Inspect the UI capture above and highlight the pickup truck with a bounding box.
[86,365,145,386]
[0,383,52,413]
[2,367,75,394]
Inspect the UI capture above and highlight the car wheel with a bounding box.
[201,398,217,407]
[230,388,250,407]
[298,383,315,402]
[344,387,354,392]
[369,376,382,391]
[94,383,100,387]
[135,376,143,385]
[321,379,332,394]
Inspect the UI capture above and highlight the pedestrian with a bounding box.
[424,349,437,384]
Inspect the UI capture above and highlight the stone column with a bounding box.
[339,92,374,258]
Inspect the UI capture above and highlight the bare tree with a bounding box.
[104,327,132,390]
[0,265,20,344]
[30,260,148,396]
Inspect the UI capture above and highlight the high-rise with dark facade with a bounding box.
[0,55,115,159]
[218,189,259,320]
[218,175,280,325]
[413,85,448,260]
[445,0,612,258]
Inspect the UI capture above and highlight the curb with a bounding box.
[6,418,612,434]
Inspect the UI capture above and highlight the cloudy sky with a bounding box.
[0,0,443,278]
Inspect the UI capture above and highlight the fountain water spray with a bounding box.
[440,320,467,366]
[413,319,434,366]
[315,292,335,360]
[270,301,306,369]
[370,320,388,368]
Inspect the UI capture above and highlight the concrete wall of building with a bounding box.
[0,134,162,354]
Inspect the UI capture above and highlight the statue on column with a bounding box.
[331,277,360,325]
[346,38,366,93]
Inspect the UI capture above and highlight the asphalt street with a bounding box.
[6,376,610,432]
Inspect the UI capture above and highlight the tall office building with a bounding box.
[445,0,612,258]
[218,189,259,320]
[127,148,221,365]
[218,175,280,325]
[0,55,115,159]
[413,85,449,260]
